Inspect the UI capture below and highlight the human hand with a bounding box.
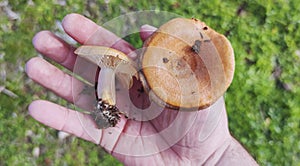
[26,13,257,165]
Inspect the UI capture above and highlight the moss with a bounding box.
[0,0,299,165]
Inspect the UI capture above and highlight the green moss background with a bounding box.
[0,0,299,165]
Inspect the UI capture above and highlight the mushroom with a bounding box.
[74,46,137,128]
[139,18,234,110]
[75,17,235,128]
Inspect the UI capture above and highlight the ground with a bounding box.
[0,0,300,165]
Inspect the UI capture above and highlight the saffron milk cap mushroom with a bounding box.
[139,18,234,110]
[74,46,137,128]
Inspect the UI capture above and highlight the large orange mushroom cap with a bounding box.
[140,18,235,110]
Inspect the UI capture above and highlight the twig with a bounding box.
[0,86,18,98]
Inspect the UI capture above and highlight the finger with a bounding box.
[26,57,73,102]
[25,57,95,107]
[62,13,135,58]
[140,24,157,42]
[32,31,77,71]
[32,31,100,83]
[62,13,99,45]
[28,100,101,144]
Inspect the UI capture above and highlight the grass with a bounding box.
[0,0,300,165]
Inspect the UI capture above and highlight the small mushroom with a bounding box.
[139,18,235,110]
[74,46,137,128]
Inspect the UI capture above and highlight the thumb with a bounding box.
[140,24,157,42]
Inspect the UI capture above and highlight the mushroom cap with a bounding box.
[75,46,131,69]
[140,18,235,110]
[75,46,137,89]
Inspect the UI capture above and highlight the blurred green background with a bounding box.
[1,0,300,165]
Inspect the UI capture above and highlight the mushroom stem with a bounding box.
[97,67,116,105]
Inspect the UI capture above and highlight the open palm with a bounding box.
[26,13,257,165]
